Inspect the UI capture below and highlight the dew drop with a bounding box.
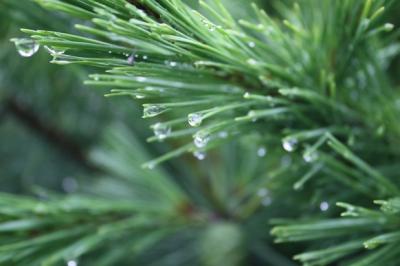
[142,55,148,60]
[67,260,78,266]
[320,201,329,212]
[257,188,268,197]
[248,42,256,48]
[135,94,145,99]
[247,58,257,65]
[194,132,210,148]
[44,46,65,56]
[144,162,155,170]
[218,131,228,138]
[261,197,272,206]
[257,147,267,157]
[127,53,135,65]
[169,61,177,67]
[11,38,40,57]
[303,150,318,163]
[282,138,298,152]
[136,77,147,82]
[193,150,206,160]
[243,92,250,98]
[62,177,78,193]
[153,123,171,140]
[188,113,203,127]
[143,105,167,118]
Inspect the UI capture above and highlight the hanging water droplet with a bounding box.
[248,41,256,48]
[67,260,78,266]
[142,55,148,60]
[188,113,203,127]
[169,61,177,67]
[218,131,228,138]
[257,188,269,197]
[247,110,258,122]
[153,123,171,140]
[319,201,329,212]
[261,197,272,206]
[243,92,250,98]
[194,132,210,148]
[303,150,318,163]
[144,162,155,170]
[257,147,267,157]
[127,53,135,65]
[143,105,167,118]
[247,58,257,65]
[44,46,65,56]
[282,138,298,152]
[193,150,206,160]
[62,177,78,193]
[11,38,40,57]
[136,77,147,82]
[135,94,145,99]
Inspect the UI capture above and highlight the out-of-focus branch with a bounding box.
[4,96,100,172]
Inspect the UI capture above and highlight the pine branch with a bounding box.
[4,0,400,265]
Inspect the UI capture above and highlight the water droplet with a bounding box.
[247,58,257,65]
[218,131,228,138]
[320,201,329,212]
[257,188,268,197]
[136,77,147,82]
[188,113,203,127]
[303,150,318,163]
[193,150,206,160]
[67,260,78,266]
[127,53,135,65]
[170,61,177,67]
[143,105,167,118]
[135,94,145,99]
[282,138,298,152]
[144,162,155,170]
[201,19,217,31]
[142,55,148,60]
[194,132,210,148]
[257,147,267,157]
[11,38,40,57]
[248,42,256,48]
[44,46,65,56]
[62,177,78,193]
[243,92,250,98]
[153,123,171,140]
[261,197,272,206]
[384,23,394,31]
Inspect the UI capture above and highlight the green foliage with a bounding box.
[1,0,400,265]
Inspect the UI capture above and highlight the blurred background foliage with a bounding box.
[0,0,145,193]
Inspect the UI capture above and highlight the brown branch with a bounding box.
[5,96,100,173]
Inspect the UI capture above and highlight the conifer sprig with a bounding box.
[6,0,400,265]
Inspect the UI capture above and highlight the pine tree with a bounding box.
[1,0,400,265]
